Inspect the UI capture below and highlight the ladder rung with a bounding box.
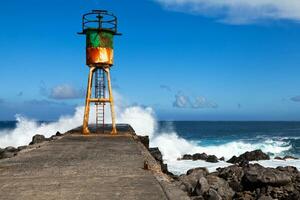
[90,98,110,102]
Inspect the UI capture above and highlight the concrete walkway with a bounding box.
[0,126,186,200]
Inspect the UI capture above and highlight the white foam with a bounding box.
[166,159,300,175]
[0,95,298,175]
[167,160,233,175]
[0,93,156,148]
[150,132,292,161]
[0,107,85,147]
[253,159,300,171]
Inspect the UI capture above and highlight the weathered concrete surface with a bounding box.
[0,125,188,200]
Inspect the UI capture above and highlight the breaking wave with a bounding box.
[0,98,299,174]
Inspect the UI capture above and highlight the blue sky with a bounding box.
[1,0,300,120]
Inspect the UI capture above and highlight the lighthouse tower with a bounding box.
[79,10,121,135]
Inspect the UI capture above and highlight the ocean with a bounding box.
[157,121,300,157]
[0,119,299,175]
[155,121,300,174]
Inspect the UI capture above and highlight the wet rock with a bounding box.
[276,166,299,174]
[193,177,210,196]
[178,151,300,200]
[179,175,198,195]
[29,134,47,145]
[137,135,149,149]
[283,155,298,160]
[242,164,292,189]
[187,167,209,177]
[274,156,283,160]
[149,147,163,163]
[180,153,220,162]
[227,150,270,164]
[181,154,193,160]
[217,165,244,192]
[193,153,208,161]
[55,131,62,136]
[206,174,235,200]
[206,155,218,163]
[148,147,174,176]
[180,167,209,195]
[161,163,169,173]
[219,157,225,161]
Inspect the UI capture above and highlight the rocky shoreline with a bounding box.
[137,135,300,200]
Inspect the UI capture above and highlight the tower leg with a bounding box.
[83,66,95,135]
[104,67,117,135]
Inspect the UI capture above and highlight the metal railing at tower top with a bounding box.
[80,10,121,35]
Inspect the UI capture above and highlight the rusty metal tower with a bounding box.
[79,10,121,135]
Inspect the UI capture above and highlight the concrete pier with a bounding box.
[0,125,188,200]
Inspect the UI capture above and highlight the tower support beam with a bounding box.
[104,67,117,135]
[83,66,95,135]
[82,66,117,135]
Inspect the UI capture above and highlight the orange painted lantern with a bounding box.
[79,10,121,67]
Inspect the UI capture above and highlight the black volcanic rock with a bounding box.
[193,153,208,161]
[274,156,284,160]
[180,167,209,195]
[187,167,209,177]
[148,147,172,175]
[193,177,210,196]
[205,174,234,199]
[181,154,193,160]
[180,153,219,163]
[55,131,62,136]
[178,162,300,200]
[206,155,218,163]
[179,167,234,199]
[217,165,244,192]
[242,164,292,188]
[275,155,298,160]
[227,149,270,164]
[149,147,163,163]
[137,135,149,149]
[29,134,47,145]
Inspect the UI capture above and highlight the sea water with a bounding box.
[155,121,300,175]
[0,108,299,175]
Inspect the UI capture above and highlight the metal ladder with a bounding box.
[95,68,105,133]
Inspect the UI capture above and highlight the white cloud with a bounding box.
[173,93,191,108]
[154,0,300,24]
[49,84,84,100]
[192,96,218,108]
[173,92,218,109]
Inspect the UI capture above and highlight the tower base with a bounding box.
[82,66,117,135]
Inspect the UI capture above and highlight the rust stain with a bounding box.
[86,47,114,65]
